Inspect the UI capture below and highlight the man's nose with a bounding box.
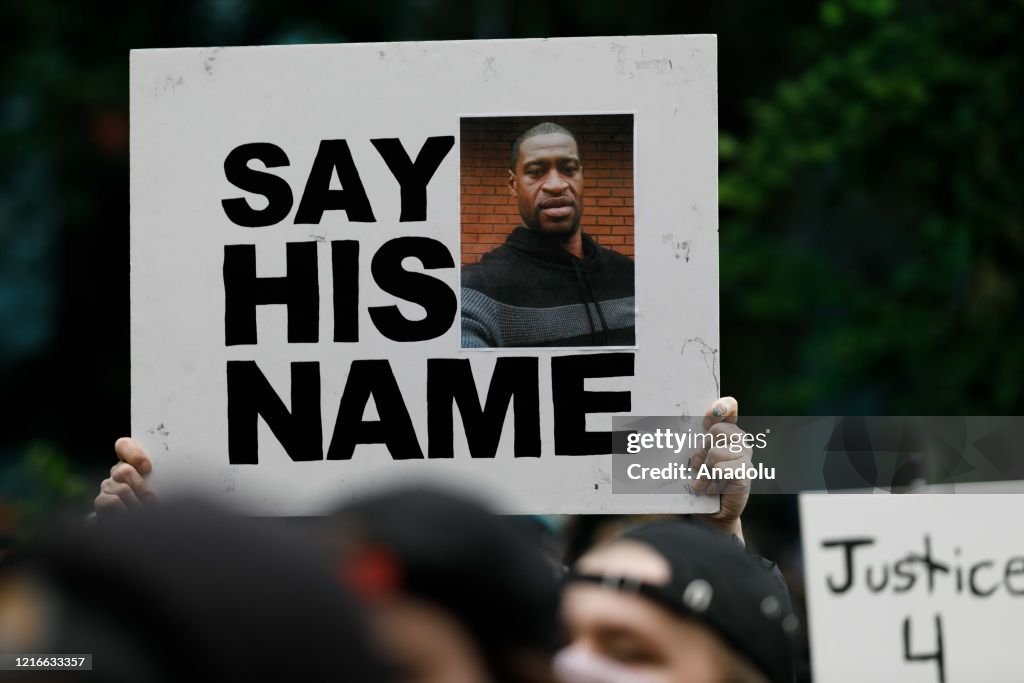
[541,169,570,193]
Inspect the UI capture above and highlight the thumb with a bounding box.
[114,437,153,476]
[703,396,738,430]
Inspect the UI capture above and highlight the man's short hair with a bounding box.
[509,122,580,171]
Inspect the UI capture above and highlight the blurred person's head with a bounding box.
[0,500,390,682]
[331,487,562,683]
[559,521,797,683]
[562,514,682,565]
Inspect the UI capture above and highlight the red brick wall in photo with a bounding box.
[460,115,634,265]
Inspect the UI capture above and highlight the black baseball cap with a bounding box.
[569,520,798,683]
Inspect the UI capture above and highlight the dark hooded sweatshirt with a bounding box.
[461,226,635,347]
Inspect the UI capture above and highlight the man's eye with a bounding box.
[603,644,659,665]
[609,649,658,665]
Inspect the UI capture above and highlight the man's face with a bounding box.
[559,541,754,683]
[509,132,584,236]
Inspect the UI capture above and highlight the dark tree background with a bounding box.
[1,1,1020,547]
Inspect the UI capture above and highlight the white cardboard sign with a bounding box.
[800,494,1024,682]
[130,36,720,514]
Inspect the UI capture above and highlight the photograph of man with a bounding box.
[461,120,636,348]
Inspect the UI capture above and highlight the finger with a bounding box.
[95,492,127,514]
[114,437,153,476]
[693,415,745,492]
[101,478,141,508]
[705,445,750,469]
[693,463,722,494]
[689,446,707,470]
[696,448,751,485]
[708,421,743,438]
[704,429,748,466]
[703,396,739,431]
[705,448,734,469]
[110,463,159,504]
[705,459,754,496]
[710,453,752,478]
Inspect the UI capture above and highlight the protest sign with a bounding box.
[130,35,719,513]
[800,494,1024,682]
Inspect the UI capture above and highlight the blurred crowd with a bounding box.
[0,489,800,683]
[0,404,806,683]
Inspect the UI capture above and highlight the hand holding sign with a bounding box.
[94,438,159,515]
[690,397,750,542]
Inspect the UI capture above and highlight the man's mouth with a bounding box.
[539,197,574,218]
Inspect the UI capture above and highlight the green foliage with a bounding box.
[719,1,1023,413]
[0,442,92,546]
[0,2,1020,535]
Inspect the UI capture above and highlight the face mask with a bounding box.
[553,645,662,683]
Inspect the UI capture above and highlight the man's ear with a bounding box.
[507,169,517,196]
